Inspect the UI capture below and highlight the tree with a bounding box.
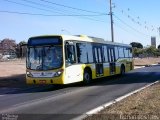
[158,44,160,49]
[130,42,143,49]
[132,47,144,57]
[144,46,157,57]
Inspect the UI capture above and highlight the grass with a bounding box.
[134,57,160,66]
[84,82,160,120]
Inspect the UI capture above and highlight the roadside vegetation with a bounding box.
[84,82,160,120]
[130,42,160,58]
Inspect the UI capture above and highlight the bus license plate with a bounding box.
[39,80,46,84]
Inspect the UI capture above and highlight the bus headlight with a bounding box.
[54,69,64,77]
[27,71,33,77]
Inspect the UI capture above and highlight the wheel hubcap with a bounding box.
[85,73,90,81]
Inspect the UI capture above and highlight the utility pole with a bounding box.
[109,0,114,42]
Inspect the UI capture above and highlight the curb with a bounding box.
[72,80,159,120]
[134,63,158,69]
[134,66,145,69]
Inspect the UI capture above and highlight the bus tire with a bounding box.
[83,69,92,85]
[120,65,125,75]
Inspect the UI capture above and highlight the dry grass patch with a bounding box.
[85,82,160,120]
[0,59,26,87]
[0,59,25,77]
[134,57,160,66]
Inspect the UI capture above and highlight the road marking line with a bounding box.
[134,64,159,69]
[72,80,159,120]
[134,66,145,69]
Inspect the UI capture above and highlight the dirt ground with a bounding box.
[0,59,25,77]
[0,59,26,87]
[134,57,160,66]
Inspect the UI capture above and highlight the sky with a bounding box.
[0,0,160,47]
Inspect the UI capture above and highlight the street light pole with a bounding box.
[61,29,71,35]
[109,0,114,42]
[158,27,160,37]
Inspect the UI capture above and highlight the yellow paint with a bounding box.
[26,68,65,84]
[26,75,64,84]
[116,66,121,74]
[26,60,133,85]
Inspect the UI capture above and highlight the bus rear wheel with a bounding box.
[120,65,125,75]
[83,70,91,85]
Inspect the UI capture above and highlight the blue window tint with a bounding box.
[28,37,62,46]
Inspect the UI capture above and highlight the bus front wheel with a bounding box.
[83,70,91,85]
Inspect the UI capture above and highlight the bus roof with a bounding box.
[62,35,131,47]
[29,34,131,47]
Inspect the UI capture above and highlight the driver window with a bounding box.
[65,43,76,64]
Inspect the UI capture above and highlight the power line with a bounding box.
[114,22,131,34]
[39,0,105,14]
[20,0,73,14]
[4,0,106,16]
[18,0,108,22]
[0,10,108,23]
[114,14,150,37]
[115,5,157,33]
[114,21,149,41]
[2,0,108,22]
[20,0,106,16]
[3,0,61,14]
[0,10,106,16]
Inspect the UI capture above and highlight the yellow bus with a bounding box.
[26,35,133,85]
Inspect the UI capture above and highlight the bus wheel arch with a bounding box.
[83,67,92,84]
[120,64,125,75]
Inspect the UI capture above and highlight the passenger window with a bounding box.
[65,43,76,65]
[114,47,119,60]
[128,48,133,58]
[119,47,124,58]
[76,43,88,63]
[102,46,108,62]
[124,48,129,58]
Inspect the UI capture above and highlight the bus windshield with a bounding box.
[27,46,63,70]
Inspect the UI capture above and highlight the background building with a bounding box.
[151,36,156,48]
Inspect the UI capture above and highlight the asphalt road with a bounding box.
[0,65,160,120]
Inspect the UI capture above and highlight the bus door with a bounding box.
[108,47,116,75]
[93,46,104,77]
